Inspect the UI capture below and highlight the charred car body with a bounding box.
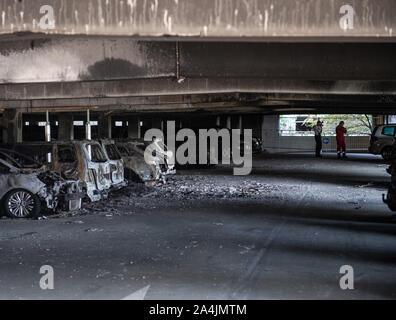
[98,139,127,190]
[115,138,175,183]
[2,141,115,202]
[0,149,83,218]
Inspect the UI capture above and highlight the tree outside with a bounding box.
[303,114,373,136]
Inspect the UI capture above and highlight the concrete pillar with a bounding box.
[128,116,141,139]
[226,116,232,129]
[373,114,384,126]
[238,115,243,130]
[58,113,74,140]
[98,113,112,139]
[45,110,51,142]
[262,115,280,153]
[85,110,92,140]
[2,109,23,143]
[216,116,221,127]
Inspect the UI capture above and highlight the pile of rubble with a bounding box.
[54,174,286,218]
[157,175,281,200]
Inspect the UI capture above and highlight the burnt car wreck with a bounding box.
[2,141,117,202]
[98,139,128,190]
[115,138,175,183]
[0,137,175,218]
[0,149,83,218]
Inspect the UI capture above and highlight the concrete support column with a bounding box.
[2,109,22,143]
[373,114,384,126]
[98,113,112,139]
[85,110,92,140]
[58,113,74,140]
[262,115,280,153]
[45,110,51,142]
[128,116,141,139]
[238,115,243,130]
[226,116,232,129]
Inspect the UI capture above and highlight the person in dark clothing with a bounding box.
[336,121,347,159]
[313,120,323,158]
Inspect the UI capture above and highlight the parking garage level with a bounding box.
[1,0,396,303]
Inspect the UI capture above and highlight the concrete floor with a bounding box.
[0,152,395,300]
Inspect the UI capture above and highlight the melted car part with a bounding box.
[99,140,127,190]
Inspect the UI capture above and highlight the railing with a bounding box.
[262,131,371,153]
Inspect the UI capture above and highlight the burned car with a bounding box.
[115,138,175,183]
[51,140,112,202]
[146,138,176,175]
[0,149,83,218]
[2,141,112,202]
[98,139,127,190]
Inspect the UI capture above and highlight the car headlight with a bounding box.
[37,186,48,198]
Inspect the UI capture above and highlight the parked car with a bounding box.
[0,149,83,218]
[383,140,396,211]
[115,138,175,183]
[1,141,112,202]
[98,139,127,190]
[369,125,396,160]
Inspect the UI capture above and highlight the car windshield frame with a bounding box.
[105,144,122,160]
[85,144,108,163]
[0,149,42,169]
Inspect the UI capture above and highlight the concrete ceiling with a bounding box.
[0,0,395,38]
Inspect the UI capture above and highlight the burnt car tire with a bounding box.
[3,189,41,219]
[382,147,393,161]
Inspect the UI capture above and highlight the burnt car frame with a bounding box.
[2,141,113,202]
[98,139,127,190]
[0,149,83,218]
[115,138,175,183]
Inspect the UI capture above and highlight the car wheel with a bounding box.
[381,147,393,161]
[3,189,41,218]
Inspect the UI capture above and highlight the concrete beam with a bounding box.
[2,41,396,85]
[1,79,396,106]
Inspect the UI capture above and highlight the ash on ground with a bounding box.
[59,173,288,218]
[117,174,284,202]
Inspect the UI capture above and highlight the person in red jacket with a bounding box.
[336,121,347,159]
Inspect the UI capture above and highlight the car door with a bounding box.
[55,144,80,180]
[380,126,396,151]
[0,161,12,201]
